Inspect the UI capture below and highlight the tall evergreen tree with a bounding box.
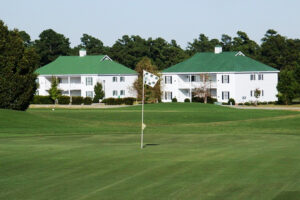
[0,20,39,110]
[76,34,107,55]
[34,29,71,66]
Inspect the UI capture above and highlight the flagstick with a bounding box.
[141,75,145,149]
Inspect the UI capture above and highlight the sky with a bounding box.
[0,0,299,48]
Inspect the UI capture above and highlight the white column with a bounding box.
[190,74,192,102]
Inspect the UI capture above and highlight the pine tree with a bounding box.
[0,20,39,111]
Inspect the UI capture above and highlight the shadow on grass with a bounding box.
[273,191,300,200]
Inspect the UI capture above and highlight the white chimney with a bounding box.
[214,46,222,54]
[79,49,87,57]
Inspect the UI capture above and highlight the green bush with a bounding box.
[184,98,190,103]
[244,102,251,106]
[123,97,136,105]
[172,98,177,103]
[83,97,92,105]
[71,96,84,105]
[192,97,204,103]
[238,103,244,105]
[228,98,236,105]
[102,98,137,105]
[32,96,54,104]
[58,96,70,105]
[207,97,217,104]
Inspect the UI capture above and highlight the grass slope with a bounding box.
[0,103,300,200]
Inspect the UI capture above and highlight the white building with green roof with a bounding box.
[161,46,279,103]
[36,49,138,100]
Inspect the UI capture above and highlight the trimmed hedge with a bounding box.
[184,98,190,103]
[58,96,70,105]
[32,96,54,104]
[102,97,136,105]
[192,96,217,104]
[83,97,92,105]
[172,98,177,103]
[71,96,84,105]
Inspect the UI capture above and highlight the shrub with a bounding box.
[227,98,235,105]
[172,98,177,103]
[71,96,84,105]
[58,96,70,105]
[222,102,228,105]
[184,98,190,103]
[32,95,54,104]
[83,97,92,105]
[238,103,244,105]
[123,97,136,105]
[244,102,251,106]
[207,97,217,104]
[192,96,204,103]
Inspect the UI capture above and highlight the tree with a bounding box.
[34,29,71,66]
[0,20,39,111]
[254,88,261,106]
[193,74,211,104]
[109,35,150,69]
[93,82,105,103]
[277,69,299,105]
[76,34,107,55]
[221,34,233,51]
[48,77,61,104]
[187,34,220,54]
[19,30,32,47]
[133,57,161,102]
[232,31,260,59]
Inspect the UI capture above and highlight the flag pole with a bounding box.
[141,72,145,149]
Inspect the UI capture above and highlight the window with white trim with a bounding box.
[165,91,172,100]
[222,91,230,100]
[112,77,118,82]
[261,90,264,96]
[258,74,264,80]
[120,77,125,82]
[86,77,93,85]
[113,90,118,96]
[250,90,253,97]
[165,76,172,84]
[86,91,93,98]
[120,90,125,96]
[222,75,230,83]
[250,74,256,81]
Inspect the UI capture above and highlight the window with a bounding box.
[222,91,230,100]
[258,74,264,80]
[86,77,93,85]
[120,77,125,82]
[250,90,253,97]
[120,90,125,96]
[58,78,62,83]
[113,90,118,96]
[191,75,196,82]
[262,90,264,96]
[112,77,118,82]
[165,91,172,100]
[250,74,256,81]
[222,75,230,83]
[165,76,172,84]
[86,91,93,98]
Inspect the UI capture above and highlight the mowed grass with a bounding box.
[1,103,300,200]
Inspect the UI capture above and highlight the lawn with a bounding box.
[1,103,300,200]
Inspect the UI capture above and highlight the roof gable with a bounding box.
[36,55,137,75]
[163,52,278,73]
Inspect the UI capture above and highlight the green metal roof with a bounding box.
[36,55,137,75]
[163,52,278,73]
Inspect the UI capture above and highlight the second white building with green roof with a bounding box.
[161,46,279,103]
[36,49,138,100]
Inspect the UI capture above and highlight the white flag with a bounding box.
[143,70,159,88]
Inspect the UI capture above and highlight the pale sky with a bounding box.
[0,0,299,48]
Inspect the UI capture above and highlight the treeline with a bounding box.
[1,19,300,111]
